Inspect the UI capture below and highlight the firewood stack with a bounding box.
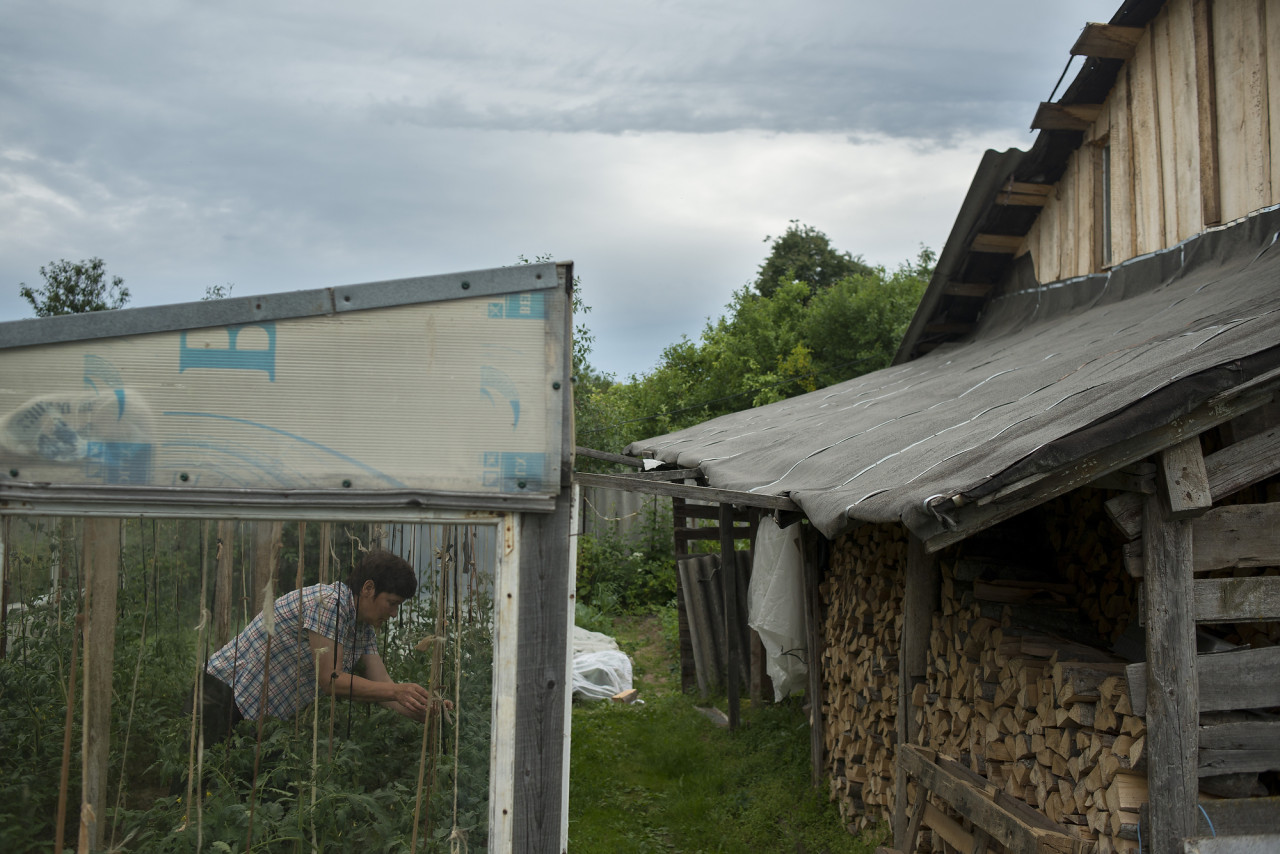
[819,488,1158,853]
[1040,489,1139,646]
[914,565,1148,853]
[820,522,907,832]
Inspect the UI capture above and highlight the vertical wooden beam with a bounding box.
[894,534,939,847]
[80,517,120,852]
[1193,0,1222,225]
[1143,446,1200,854]
[512,263,575,854]
[251,521,283,605]
[213,520,235,649]
[720,502,742,730]
[672,497,699,694]
[802,528,827,789]
[318,521,332,584]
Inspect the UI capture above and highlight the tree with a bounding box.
[19,257,130,316]
[802,245,934,384]
[579,245,934,454]
[755,221,873,299]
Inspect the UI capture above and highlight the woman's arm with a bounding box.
[307,630,433,716]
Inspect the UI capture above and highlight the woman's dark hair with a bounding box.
[345,550,417,599]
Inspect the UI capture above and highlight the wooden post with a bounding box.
[318,522,332,584]
[673,497,699,694]
[802,528,826,789]
[894,535,939,848]
[213,520,235,649]
[250,521,283,606]
[1143,442,1202,854]
[80,517,120,852]
[720,502,741,730]
[511,261,575,853]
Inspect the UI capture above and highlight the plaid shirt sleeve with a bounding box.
[302,583,364,672]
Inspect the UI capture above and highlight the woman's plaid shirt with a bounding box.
[206,581,377,720]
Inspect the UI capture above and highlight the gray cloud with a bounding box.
[1,0,1120,377]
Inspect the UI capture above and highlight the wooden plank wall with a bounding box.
[1021,0,1279,283]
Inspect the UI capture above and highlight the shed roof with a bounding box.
[626,206,1280,548]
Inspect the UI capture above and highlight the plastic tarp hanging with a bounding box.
[748,517,808,700]
[571,625,634,701]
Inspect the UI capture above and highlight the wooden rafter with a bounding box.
[572,471,797,511]
[970,233,1025,254]
[1031,102,1104,131]
[575,445,645,468]
[1070,23,1145,59]
[995,181,1052,207]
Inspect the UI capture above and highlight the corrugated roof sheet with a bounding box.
[626,206,1280,544]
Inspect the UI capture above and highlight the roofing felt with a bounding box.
[626,206,1280,545]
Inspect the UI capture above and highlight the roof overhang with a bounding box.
[627,206,1280,550]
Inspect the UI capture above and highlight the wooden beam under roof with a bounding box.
[575,445,645,468]
[995,181,1052,207]
[1031,102,1104,131]
[969,233,1024,254]
[1070,23,1145,59]
[572,470,798,511]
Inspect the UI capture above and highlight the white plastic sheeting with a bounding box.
[571,625,634,701]
[748,517,808,700]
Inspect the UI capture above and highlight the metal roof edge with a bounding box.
[0,261,562,350]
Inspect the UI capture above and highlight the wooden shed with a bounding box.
[605,2,1280,852]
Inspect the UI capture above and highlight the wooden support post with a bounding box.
[318,521,332,585]
[80,517,120,852]
[512,260,574,853]
[894,535,939,848]
[720,502,741,730]
[250,520,283,605]
[673,498,699,694]
[1143,444,1201,854]
[513,488,573,850]
[803,528,826,789]
[213,520,235,648]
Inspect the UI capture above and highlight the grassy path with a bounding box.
[567,615,886,853]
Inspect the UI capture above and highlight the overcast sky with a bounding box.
[1,0,1120,379]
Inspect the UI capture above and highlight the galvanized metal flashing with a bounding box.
[0,262,560,349]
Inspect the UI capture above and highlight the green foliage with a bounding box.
[575,500,675,615]
[19,257,130,316]
[755,220,873,299]
[801,245,935,385]
[576,240,934,455]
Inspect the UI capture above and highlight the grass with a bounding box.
[568,615,886,853]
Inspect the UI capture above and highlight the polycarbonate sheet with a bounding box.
[0,285,566,503]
